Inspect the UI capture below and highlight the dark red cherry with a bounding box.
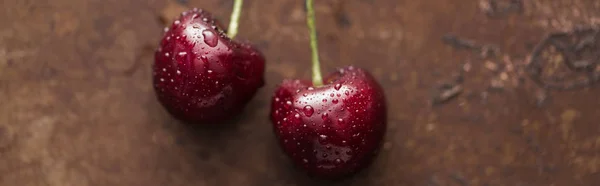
[153,8,265,124]
[270,66,387,178]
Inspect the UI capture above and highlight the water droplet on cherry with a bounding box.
[202,29,218,47]
[303,105,314,117]
[334,83,342,90]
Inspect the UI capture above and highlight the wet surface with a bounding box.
[1,0,600,185]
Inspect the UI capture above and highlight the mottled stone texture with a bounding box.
[1,0,600,185]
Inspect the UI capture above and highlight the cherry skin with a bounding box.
[153,8,265,124]
[270,66,387,178]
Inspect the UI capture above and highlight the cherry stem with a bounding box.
[227,0,243,38]
[305,0,323,87]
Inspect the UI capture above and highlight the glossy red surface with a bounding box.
[271,66,386,178]
[153,8,265,124]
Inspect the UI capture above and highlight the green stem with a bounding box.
[306,0,323,87]
[227,0,243,38]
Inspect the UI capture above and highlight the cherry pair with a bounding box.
[152,0,386,179]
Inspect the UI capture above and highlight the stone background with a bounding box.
[1,0,600,185]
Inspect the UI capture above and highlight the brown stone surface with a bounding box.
[1,0,600,185]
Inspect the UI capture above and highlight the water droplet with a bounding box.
[334,83,342,90]
[322,153,328,158]
[286,101,292,105]
[303,105,314,117]
[338,118,343,122]
[178,52,187,56]
[174,20,180,25]
[162,68,166,72]
[342,140,347,144]
[163,27,169,33]
[207,70,213,74]
[170,79,174,82]
[202,17,208,22]
[332,99,339,104]
[294,113,300,118]
[202,29,218,47]
[303,159,308,163]
[330,93,334,97]
[176,70,181,75]
[322,99,327,102]
[344,90,350,95]
[160,78,164,82]
[335,159,342,163]
[326,145,331,149]
[164,52,170,57]
[319,134,327,140]
[200,55,208,63]
[308,87,314,91]
[303,93,308,97]
[321,113,328,120]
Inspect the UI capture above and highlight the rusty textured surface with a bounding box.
[1,0,600,185]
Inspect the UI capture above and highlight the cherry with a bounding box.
[271,66,386,178]
[153,6,265,124]
[269,0,387,178]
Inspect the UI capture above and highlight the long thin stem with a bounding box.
[306,0,323,87]
[227,0,243,38]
